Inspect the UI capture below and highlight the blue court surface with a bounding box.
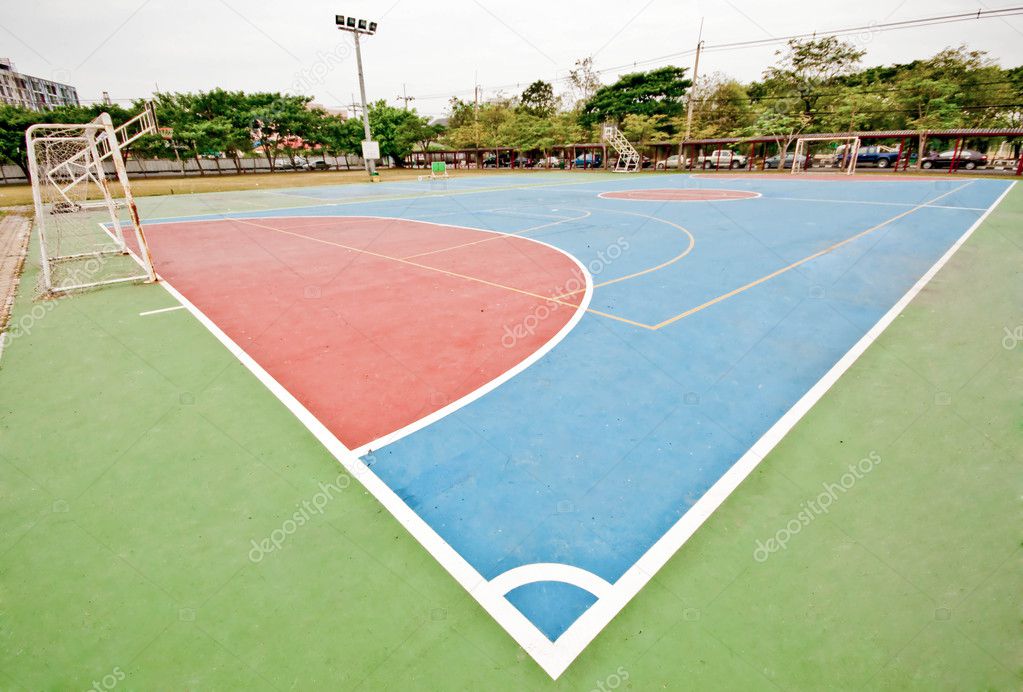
[148,172,1013,676]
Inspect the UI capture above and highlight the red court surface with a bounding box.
[597,188,760,201]
[143,216,586,449]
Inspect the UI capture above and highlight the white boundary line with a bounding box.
[132,213,596,677]
[531,179,1016,675]
[139,304,185,317]
[118,181,1013,678]
[596,189,763,202]
[767,196,989,211]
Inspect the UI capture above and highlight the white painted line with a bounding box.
[535,180,1015,678]
[489,563,613,599]
[139,304,186,317]
[139,212,595,679]
[122,180,1014,679]
[768,195,989,211]
[597,189,763,202]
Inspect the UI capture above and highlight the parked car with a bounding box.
[920,149,988,170]
[482,153,512,168]
[835,145,901,169]
[573,153,603,168]
[764,153,812,170]
[308,160,331,171]
[697,149,747,169]
[535,155,562,168]
[656,154,683,170]
[512,155,535,168]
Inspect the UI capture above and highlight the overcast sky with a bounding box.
[4,0,1022,118]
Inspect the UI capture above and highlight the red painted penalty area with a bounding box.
[143,216,586,449]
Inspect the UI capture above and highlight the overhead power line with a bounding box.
[413,7,1023,102]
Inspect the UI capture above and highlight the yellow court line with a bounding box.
[651,181,975,330]
[401,210,592,260]
[553,209,696,299]
[228,217,589,313]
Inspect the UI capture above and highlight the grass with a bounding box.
[0,168,569,208]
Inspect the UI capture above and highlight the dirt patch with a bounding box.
[0,215,31,342]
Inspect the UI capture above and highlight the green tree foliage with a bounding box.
[364,101,437,165]
[685,74,756,138]
[763,37,866,120]
[519,80,557,118]
[581,67,691,126]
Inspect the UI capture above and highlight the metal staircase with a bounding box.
[601,123,641,173]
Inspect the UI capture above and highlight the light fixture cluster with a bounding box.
[335,15,377,34]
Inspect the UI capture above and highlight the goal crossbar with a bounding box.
[792,135,861,175]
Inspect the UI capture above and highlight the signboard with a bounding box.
[361,140,380,160]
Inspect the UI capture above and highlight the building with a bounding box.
[0,58,79,110]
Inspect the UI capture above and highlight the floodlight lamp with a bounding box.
[358,19,367,30]
[368,21,377,33]
[335,14,344,25]
[346,16,356,27]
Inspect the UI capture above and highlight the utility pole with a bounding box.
[397,83,415,110]
[683,17,704,143]
[336,14,379,179]
[473,72,481,149]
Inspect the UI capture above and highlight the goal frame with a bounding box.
[25,107,157,293]
[791,135,861,175]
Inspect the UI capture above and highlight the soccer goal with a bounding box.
[791,135,861,175]
[26,104,158,293]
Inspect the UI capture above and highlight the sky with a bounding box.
[3,0,1022,119]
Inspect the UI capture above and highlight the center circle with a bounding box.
[598,188,760,202]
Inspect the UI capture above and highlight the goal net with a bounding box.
[791,135,861,175]
[26,106,157,293]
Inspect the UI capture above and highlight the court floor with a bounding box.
[126,172,1013,677]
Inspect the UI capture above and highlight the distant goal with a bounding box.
[791,135,861,175]
[26,104,158,293]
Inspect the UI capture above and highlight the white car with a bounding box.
[656,155,683,170]
[697,150,748,169]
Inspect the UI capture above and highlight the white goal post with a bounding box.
[791,135,861,175]
[26,104,158,293]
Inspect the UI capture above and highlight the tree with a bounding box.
[365,101,434,166]
[763,37,865,120]
[580,66,691,126]
[248,94,316,171]
[567,57,602,108]
[519,80,557,118]
[621,114,670,143]
[684,74,756,138]
[0,105,43,176]
[743,109,811,162]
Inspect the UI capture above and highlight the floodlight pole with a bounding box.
[351,30,376,177]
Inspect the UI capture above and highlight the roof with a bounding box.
[656,128,1023,147]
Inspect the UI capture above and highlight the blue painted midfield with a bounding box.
[246,174,1011,640]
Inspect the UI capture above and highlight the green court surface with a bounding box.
[0,178,1020,690]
